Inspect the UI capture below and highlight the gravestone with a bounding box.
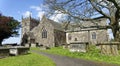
[69,42,89,52]
[0,47,9,58]
[9,46,29,56]
[62,43,70,49]
[97,42,120,56]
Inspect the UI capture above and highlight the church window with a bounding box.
[74,38,78,41]
[68,34,72,40]
[42,29,47,38]
[92,32,96,39]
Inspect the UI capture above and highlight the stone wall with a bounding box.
[22,17,31,37]
[54,30,66,46]
[0,48,9,58]
[66,29,108,44]
[30,18,39,30]
[34,17,55,47]
[9,47,30,56]
[90,30,108,44]
[21,17,39,46]
[66,31,89,44]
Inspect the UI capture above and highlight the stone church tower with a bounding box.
[22,16,31,36]
[21,16,39,46]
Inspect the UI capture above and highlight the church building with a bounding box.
[21,15,109,47]
[21,15,66,47]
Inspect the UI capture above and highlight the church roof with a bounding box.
[47,19,64,31]
[66,18,107,31]
[71,18,107,28]
[41,15,64,31]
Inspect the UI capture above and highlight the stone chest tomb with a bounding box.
[69,42,89,52]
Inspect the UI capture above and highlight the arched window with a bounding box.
[68,34,72,40]
[42,29,47,38]
[92,32,96,39]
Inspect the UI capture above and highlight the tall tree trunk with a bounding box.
[114,9,120,42]
[113,29,120,42]
[111,21,120,42]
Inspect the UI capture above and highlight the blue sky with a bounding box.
[0,0,44,44]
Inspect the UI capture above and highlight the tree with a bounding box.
[0,14,20,45]
[44,0,120,42]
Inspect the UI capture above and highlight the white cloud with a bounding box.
[37,11,45,20]
[23,11,32,17]
[50,14,63,22]
[30,6,41,11]
[30,4,66,22]
[30,4,46,19]
[50,11,67,22]
[30,4,48,12]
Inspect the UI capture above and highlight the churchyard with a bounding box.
[0,52,55,66]
[0,46,55,66]
[0,41,120,66]
[0,46,29,58]
[0,0,120,66]
[33,44,120,65]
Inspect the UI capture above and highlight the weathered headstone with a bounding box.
[0,47,9,58]
[69,42,89,52]
[62,43,70,49]
[9,46,29,56]
[97,42,120,56]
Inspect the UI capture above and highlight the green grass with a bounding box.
[30,47,41,51]
[32,46,120,65]
[0,52,55,66]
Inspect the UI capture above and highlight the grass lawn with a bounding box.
[32,46,120,65]
[0,52,55,66]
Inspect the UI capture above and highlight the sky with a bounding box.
[0,0,45,44]
[0,0,114,44]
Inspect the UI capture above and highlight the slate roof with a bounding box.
[47,19,64,31]
[72,18,107,28]
[66,18,107,32]
[41,15,64,31]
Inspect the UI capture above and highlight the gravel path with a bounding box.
[33,51,119,66]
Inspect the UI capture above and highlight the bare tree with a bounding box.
[43,0,120,42]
